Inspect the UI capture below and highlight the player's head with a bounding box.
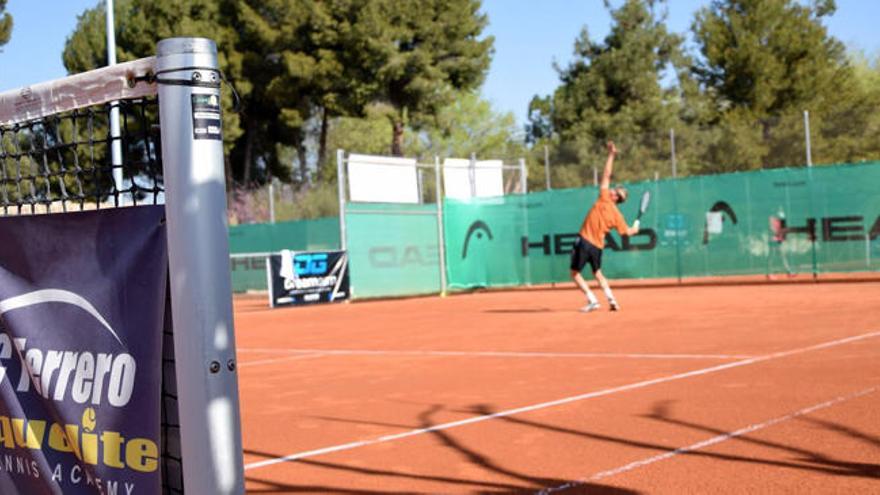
[611,187,628,204]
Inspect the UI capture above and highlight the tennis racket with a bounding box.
[635,190,651,221]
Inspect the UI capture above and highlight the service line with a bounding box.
[244,331,880,471]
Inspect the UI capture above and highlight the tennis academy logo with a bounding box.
[0,288,158,494]
[462,220,493,259]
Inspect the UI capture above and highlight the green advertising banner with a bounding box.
[229,217,340,293]
[444,162,880,289]
[345,203,443,299]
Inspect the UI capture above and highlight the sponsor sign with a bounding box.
[0,206,167,494]
[267,250,350,307]
[191,93,222,141]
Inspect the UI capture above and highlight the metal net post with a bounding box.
[156,37,245,495]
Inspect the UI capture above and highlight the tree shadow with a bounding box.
[434,399,880,484]
[639,400,880,479]
[244,403,641,494]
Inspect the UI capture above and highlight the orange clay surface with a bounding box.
[235,281,880,494]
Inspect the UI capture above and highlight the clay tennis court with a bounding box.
[235,278,880,493]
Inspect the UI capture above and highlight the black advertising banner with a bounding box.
[0,207,167,494]
[268,250,350,307]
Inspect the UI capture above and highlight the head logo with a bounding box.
[462,220,493,259]
[0,289,123,345]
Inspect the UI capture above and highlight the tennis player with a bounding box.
[570,141,640,312]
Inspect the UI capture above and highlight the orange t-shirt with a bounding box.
[578,188,628,249]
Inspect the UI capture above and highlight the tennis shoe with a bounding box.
[609,300,620,311]
[580,302,600,313]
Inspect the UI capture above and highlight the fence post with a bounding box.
[336,149,347,251]
[469,152,477,198]
[804,110,813,167]
[268,180,275,224]
[593,166,598,186]
[434,156,447,296]
[544,145,551,190]
[519,158,528,194]
[670,128,677,178]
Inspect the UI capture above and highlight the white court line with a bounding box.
[243,331,880,471]
[236,348,755,361]
[538,386,878,493]
[238,353,326,368]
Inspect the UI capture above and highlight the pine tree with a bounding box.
[0,0,13,50]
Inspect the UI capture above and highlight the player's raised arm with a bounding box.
[601,141,617,189]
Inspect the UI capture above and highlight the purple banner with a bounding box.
[0,206,167,494]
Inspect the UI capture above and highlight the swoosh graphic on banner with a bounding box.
[0,289,123,346]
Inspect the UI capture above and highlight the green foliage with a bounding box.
[275,182,339,221]
[322,91,524,182]
[693,0,847,117]
[528,0,691,183]
[62,0,492,190]
[373,0,494,155]
[688,0,880,170]
[0,0,12,50]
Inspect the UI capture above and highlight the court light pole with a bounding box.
[106,0,124,198]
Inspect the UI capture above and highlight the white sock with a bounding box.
[603,287,615,302]
[586,291,598,304]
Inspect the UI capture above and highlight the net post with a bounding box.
[156,37,245,495]
[337,149,348,251]
[519,158,527,194]
[434,155,448,296]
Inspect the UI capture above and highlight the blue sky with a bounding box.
[1,0,879,125]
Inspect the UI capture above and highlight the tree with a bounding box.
[528,0,692,182]
[63,0,247,178]
[691,0,865,169]
[373,0,493,156]
[0,0,12,50]
[693,0,846,117]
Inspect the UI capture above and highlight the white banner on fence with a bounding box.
[443,158,504,200]
[347,154,419,203]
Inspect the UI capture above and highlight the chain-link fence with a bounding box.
[534,108,880,190]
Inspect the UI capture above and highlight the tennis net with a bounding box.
[0,59,184,493]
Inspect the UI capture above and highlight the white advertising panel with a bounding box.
[443,158,504,200]
[347,154,419,203]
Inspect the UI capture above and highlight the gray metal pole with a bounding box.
[434,156,447,296]
[544,145,551,190]
[268,180,276,224]
[519,158,528,194]
[469,152,477,198]
[670,128,677,178]
[156,38,244,495]
[336,149,348,251]
[593,166,598,186]
[804,110,813,167]
[106,0,123,197]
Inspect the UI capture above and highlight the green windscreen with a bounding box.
[445,162,880,288]
[228,217,340,292]
[345,203,443,298]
